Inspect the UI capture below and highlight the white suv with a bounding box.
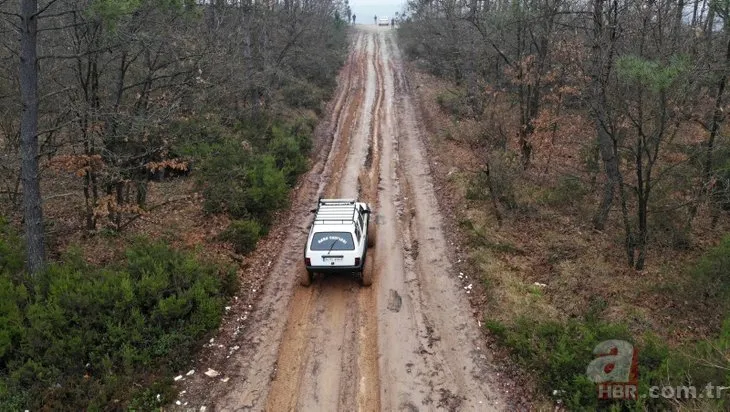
[300,198,376,286]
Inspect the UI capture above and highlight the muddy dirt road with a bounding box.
[180,27,505,411]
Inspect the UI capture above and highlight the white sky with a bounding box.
[349,0,408,23]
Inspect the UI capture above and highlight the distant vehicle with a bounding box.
[300,198,376,286]
[378,16,390,26]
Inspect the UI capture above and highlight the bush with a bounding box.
[267,124,311,185]
[169,116,231,159]
[0,217,25,284]
[639,319,730,411]
[436,90,471,119]
[172,114,311,237]
[648,206,691,250]
[281,79,326,113]
[465,172,490,201]
[183,116,309,228]
[239,155,290,223]
[219,219,265,254]
[690,234,730,301]
[486,315,672,410]
[540,175,588,208]
[465,152,520,210]
[667,318,730,390]
[486,151,520,210]
[199,144,289,224]
[0,235,236,410]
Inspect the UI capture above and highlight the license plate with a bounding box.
[323,256,343,262]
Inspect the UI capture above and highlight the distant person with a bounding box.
[391,18,395,28]
[352,14,356,24]
[374,15,377,25]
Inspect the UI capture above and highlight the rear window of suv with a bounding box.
[311,232,355,250]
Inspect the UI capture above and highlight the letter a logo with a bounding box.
[586,340,635,383]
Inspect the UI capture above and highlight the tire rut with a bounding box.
[178,29,365,412]
[264,28,382,412]
[382,33,504,410]
[179,27,505,412]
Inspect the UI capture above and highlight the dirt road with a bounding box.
[179,27,505,411]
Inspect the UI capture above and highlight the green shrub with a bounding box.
[464,153,520,209]
[199,144,289,224]
[169,116,231,159]
[219,219,265,254]
[436,90,471,119]
[636,319,730,411]
[173,115,310,231]
[267,124,311,185]
[540,175,588,208]
[0,235,236,410]
[690,234,730,301]
[128,378,177,411]
[239,154,289,223]
[0,218,25,284]
[281,79,326,113]
[486,151,520,210]
[669,317,730,387]
[648,206,691,250]
[486,315,671,410]
[465,172,489,201]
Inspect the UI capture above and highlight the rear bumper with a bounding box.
[306,264,363,274]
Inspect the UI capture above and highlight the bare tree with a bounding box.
[590,0,625,233]
[19,0,45,274]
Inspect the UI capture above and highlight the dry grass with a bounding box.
[409,64,730,348]
[37,165,238,271]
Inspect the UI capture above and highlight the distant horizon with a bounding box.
[349,1,408,24]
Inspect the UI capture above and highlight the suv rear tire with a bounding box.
[299,262,313,286]
[367,220,377,248]
[361,255,373,286]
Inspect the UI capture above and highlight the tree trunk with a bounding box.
[635,134,647,270]
[19,0,46,275]
[593,127,619,230]
[621,184,635,268]
[590,0,621,231]
[703,32,730,183]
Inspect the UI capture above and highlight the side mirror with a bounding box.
[310,208,317,213]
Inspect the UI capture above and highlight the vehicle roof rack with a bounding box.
[318,198,356,205]
[314,198,358,225]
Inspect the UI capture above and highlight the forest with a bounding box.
[399,0,730,409]
[0,0,348,408]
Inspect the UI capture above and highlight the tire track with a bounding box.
[186,29,366,412]
[379,32,505,411]
[182,26,505,412]
[264,28,382,412]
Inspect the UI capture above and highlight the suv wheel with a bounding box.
[367,220,377,248]
[361,255,373,286]
[299,262,313,286]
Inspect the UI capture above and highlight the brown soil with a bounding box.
[172,26,513,411]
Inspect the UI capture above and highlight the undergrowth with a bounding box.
[0,222,236,410]
[486,236,730,410]
[172,115,314,252]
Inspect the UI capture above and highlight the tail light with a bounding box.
[355,257,360,266]
[305,257,311,266]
